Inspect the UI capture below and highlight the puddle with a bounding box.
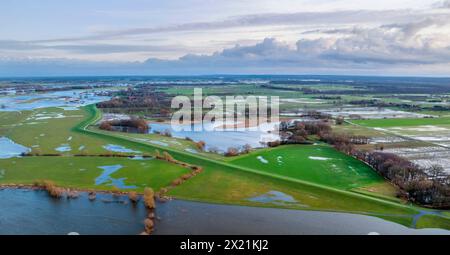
[185,148,199,154]
[33,113,67,120]
[257,156,269,164]
[248,191,299,205]
[129,155,153,160]
[103,144,140,154]
[55,144,71,152]
[59,106,79,111]
[309,156,332,161]
[149,140,169,147]
[95,165,137,189]
[0,137,30,158]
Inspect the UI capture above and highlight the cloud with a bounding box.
[143,20,450,69]
[4,20,450,77]
[433,0,450,8]
[0,40,182,54]
[25,9,449,44]
[1,5,450,77]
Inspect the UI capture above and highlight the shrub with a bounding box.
[144,218,154,234]
[143,188,155,209]
[128,191,139,203]
[224,147,239,157]
[42,180,64,198]
[163,151,174,162]
[195,141,206,151]
[171,178,183,186]
[99,121,113,131]
[267,140,281,147]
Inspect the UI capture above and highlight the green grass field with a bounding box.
[416,215,450,230]
[0,156,189,192]
[352,117,450,128]
[229,145,384,190]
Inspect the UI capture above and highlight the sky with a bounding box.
[1,0,450,76]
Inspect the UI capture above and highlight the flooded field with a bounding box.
[383,147,450,173]
[321,107,432,119]
[148,122,279,152]
[367,124,450,173]
[1,189,449,235]
[0,89,111,112]
[0,137,30,159]
[96,165,137,189]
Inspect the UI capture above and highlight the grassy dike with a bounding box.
[72,105,450,229]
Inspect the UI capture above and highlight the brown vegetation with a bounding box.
[163,151,174,162]
[195,140,206,151]
[143,187,155,209]
[99,117,149,133]
[224,147,239,157]
[128,191,139,203]
[144,218,154,234]
[39,180,64,198]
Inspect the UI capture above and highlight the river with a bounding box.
[0,189,449,235]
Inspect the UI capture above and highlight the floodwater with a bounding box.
[0,189,449,235]
[149,122,279,152]
[248,190,298,206]
[0,137,30,159]
[96,165,137,189]
[103,144,141,154]
[319,107,433,119]
[0,189,146,235]
[55,144,72,152]
[0,89,110,112]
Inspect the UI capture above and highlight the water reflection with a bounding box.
[1,189,449,235]
[0,137,30,159]
[149,122,279,152]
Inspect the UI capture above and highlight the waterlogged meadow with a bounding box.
[0,156,190,192]
[1,76,450,233]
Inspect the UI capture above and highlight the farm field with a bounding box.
[352,117,450,128]
[348,116,450,173]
